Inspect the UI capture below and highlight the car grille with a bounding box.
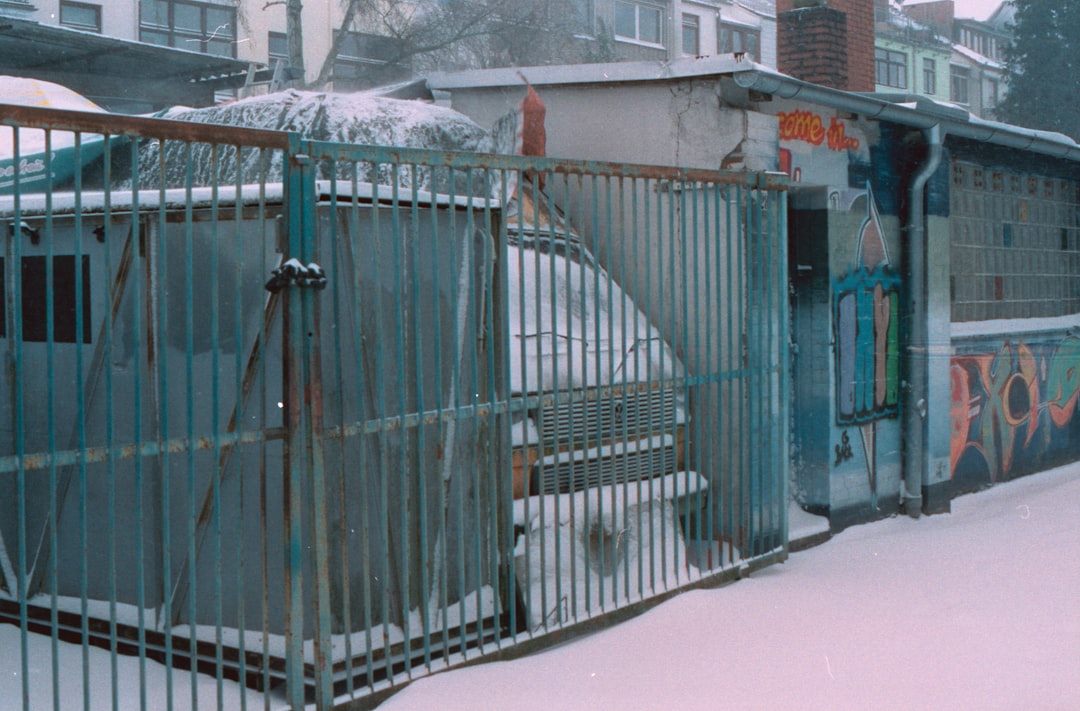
[529,438,678,496]
[534,388,678,449]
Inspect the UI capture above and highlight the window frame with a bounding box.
[268,30,288,64]
[613,0,665,48]
[60,1,102,33]
[987,78,999,109]
[717,20,760,58]
[139,0,237,58]
[875,48,907,90]
[922,57,936,95]
[681,13,700,56]
[951,65,970,105]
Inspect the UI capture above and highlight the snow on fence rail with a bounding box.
[0,98,788,710]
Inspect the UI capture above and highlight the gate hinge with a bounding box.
[265,258,327,293]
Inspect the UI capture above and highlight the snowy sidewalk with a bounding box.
[377,464,1080,711]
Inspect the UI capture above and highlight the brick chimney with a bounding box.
[777,0,876,93]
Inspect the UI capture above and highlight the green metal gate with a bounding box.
[0,102,788,709]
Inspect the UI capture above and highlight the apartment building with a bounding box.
[901,0,1012,119]
[775,0,1011,121]
[0,0,779,106]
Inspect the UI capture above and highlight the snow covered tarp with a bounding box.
[0,75,128,194]
[130,89,503,196]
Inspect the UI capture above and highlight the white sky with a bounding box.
[907,0,1007,21]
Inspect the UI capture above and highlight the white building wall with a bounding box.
[679,0,777,68]
[13,0,776,87]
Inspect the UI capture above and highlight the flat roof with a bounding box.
[0,17,259,109]
[428,57,1080,164]
[428,55,748,90]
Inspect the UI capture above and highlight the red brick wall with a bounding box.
[776,0,875,93]
[778,6,849,89]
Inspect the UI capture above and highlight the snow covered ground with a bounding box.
[377,463,1080,711]
[2,463,1076,710]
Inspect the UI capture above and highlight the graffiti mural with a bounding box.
[835,189,901,425]
[951,333,1080,485]
[776,108,867,186]
[833,188,901,506]
[777,110,861,153]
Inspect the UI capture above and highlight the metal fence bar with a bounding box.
[282,138,309,711]
[0,103,788,710]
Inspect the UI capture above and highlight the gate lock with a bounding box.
[265,258,327,293]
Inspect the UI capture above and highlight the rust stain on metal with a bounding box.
[0,104,291,150]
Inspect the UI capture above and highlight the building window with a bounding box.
[574,0,595,37]
[951,66,970,104]
[60,1,102,33]
[681,14,699,56]
[268,30,288,63]
[923,58,936,95]
[875,48,907,89]
[614,1,663,46]
[717,21,759,57]
[0,256,93,344]
[332,30,404,83]
[139,0,237,57]
[987,79,999,108]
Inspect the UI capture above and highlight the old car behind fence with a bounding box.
[0,101,789,709]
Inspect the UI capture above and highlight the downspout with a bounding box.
[902,124,943,518]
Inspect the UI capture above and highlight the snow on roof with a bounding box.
[0,75,107,161]
[129,89,497,195]
[428,55,751,90]
[0,178,498,217]
[953,42,1005,70]
[0,75,106,113]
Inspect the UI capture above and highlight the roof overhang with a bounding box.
[0,17,261,111]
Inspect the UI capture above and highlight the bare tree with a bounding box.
[279,0,598,90]
[286,0,306,81]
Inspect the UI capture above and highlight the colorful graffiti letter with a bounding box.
[951,334,1080,483]
[778,109,825,146]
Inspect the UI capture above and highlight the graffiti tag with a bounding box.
[834,430,854,466]
[827,117,860,152]
[835,190,899,424]
[779,109,825,146]
[779,111,860,152]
